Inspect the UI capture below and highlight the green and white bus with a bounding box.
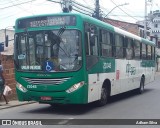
[14,13,155,106]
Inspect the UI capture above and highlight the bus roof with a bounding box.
[16,12,155,46]
[77,13,155,46]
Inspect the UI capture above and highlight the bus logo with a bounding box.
[126,64,136,75]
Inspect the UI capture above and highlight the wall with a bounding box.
[0,29,15,100]
[0,54,17,100]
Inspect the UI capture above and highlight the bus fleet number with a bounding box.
[27,85,37,89]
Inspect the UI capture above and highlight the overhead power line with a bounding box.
[47,0,61,4]
[72,7,92,16]
[10,0,34,15]
[110,0,139,21]
[72,0,95,11]
[82,0,95,8]
[104,14,145,18]
[72,3,93,14]
[0,0,37,10]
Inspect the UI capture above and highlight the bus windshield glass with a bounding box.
[15,30,82,72]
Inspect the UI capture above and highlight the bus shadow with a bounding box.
[24,88,153,115]
[108,88,153,104]
[23,103,97,115]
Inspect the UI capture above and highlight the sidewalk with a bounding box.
[0,100,36,110]
[156,71,160,76]
[0,71,160,110]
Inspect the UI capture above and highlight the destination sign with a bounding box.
[17,15,76,29]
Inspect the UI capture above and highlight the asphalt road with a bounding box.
[1,75,160,128]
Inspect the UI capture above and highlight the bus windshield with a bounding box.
[15,29,82,72]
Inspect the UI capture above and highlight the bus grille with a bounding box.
[22,77,71,85]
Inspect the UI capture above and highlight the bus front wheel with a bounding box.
[96,86,108,106]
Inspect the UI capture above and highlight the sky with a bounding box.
[0,0,160,30]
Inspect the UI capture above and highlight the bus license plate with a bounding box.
[40,96,52,101]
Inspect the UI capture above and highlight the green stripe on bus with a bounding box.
[141,60,155,67]
[88,58,115,74]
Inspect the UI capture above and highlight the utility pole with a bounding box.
[94,0,100,20]
[144,0,152,39]
[144,0,147,39]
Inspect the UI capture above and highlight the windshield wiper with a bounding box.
[47,28,69,57]
[57,26,66,37]
[56,26,70,57]
[47,26,66,44]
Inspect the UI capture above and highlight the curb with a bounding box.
[0,101,36,110]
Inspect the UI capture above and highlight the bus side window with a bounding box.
[126,38,133,60]
[147,45,152,60]
[84,23,98,56]
[134,40,141,60]
[110,33,115,57]
[142,43,146,60]
[154,47,156,60]
[115,34,124,58]
[100,29,112,57]
[84,23,98,70]
[85,32,89,55]
[152,46,155,60]
[89,26,98,56]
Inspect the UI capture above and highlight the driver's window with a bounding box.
[18,35,27,66]
[85,23,98,56]
[85,23,99,70]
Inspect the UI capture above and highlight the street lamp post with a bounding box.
[4,26,14,47]
[103,3,129,18]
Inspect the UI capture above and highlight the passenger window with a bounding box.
[134,41,140,59]
[84,23,98,70]
[85,23,98,56]
[147,45,152,60]
[152,46,155,60]
[100,29,112,57]
[142,43,146,59]
[115,34,124,58]
[126,38,133,60]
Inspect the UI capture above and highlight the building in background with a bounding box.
[148,10,160,47]
[148,10,160,71]
[104,18,151,38]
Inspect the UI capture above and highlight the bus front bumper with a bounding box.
[16,86,87,104]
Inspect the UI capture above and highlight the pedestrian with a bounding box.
[0,60,8,104]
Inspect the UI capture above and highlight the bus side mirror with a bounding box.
[5,35,8,47]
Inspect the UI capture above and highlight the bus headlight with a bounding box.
[16,82,28,92]
[66,81,85,93]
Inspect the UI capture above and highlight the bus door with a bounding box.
[84,23,100,102]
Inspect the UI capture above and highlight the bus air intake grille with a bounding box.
[22,77,71,85]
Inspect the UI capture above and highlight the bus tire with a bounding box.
[96,86,108,106]
[137,77,145,94]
